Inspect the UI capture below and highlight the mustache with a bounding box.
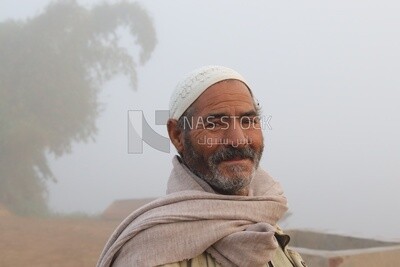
[210,146,256,164]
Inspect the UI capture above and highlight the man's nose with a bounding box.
[224,119,247,148]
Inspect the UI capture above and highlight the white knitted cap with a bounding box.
[169,65,253,120]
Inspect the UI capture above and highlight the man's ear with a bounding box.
[167,119,184,154]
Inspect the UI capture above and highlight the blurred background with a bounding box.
[0,0,399,265]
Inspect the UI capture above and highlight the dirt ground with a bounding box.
[0,215,120,267]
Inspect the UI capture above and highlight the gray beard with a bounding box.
[182,135,262,195]
[200,162,256,195]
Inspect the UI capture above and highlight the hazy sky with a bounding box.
[1,0,399,240]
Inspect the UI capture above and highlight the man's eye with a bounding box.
[241,118,251,124]
[205,122,216,129]
[206,121,222,130]
[241,117,259,126]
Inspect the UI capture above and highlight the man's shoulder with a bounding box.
[154,227,307,267]
[158,252,220,267]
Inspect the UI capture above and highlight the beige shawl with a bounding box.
[97,156,288,267]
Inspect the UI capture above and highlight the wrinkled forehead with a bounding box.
[169,65,258,120]
[190,79,256,116]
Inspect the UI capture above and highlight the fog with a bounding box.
[1,0,399,241]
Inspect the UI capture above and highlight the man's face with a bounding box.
[180,80,264,196]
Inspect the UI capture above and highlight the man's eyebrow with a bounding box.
[203,113,229,119]
[203,110,258,119]
[240,110,258,117]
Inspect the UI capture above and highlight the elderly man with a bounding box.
[97,66,306,267]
